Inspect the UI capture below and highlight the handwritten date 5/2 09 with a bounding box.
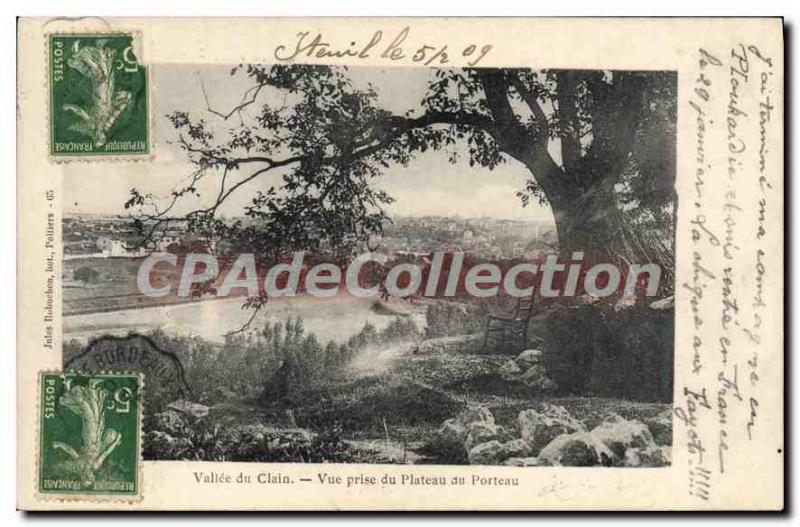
[275,27,493,67]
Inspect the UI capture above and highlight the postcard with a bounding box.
[16,17,783,510]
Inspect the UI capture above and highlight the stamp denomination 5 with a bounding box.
[38,372,143,500]
[49,33,149,159]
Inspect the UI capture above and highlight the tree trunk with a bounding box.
[548,181,673,280]
[546,182,623,262]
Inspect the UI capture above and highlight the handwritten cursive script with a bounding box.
[274,28,493,67]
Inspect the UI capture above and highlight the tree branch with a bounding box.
[473,71,562,193]
[553,71,582,175]
[140,77,568,248]
[508,74,550,140]
[197,72,265,121]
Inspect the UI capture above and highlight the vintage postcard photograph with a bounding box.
[16,17,784,511]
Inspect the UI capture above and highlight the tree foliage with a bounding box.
[127,65,676,276]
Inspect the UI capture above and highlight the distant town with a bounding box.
[378,216,557,260]
[62,213,558,261]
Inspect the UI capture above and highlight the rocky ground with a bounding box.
[144,342,673,466]
[431,401,671,467]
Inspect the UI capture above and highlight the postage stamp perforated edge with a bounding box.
[34,370,145,503]
[45,28,154,164]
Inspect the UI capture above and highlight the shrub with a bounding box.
[425,302,486,338]
[143,413,362,463]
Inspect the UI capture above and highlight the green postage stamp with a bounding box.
[38,372,142,500]
[49,33,149,158]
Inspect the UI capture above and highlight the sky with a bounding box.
[64,64,554,222]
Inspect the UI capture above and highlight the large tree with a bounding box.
[128,65,675,273]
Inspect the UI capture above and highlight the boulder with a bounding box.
[154,408,187,435]
[467,438,534,465]
[649,296,674,311]
[590,414,655,458]
[456,405,494,427]
[537,432,613,467]
[499,360,522,381]
[468,440,507,465]
[437,418,466,447]
[437,406,496,452]
[624,445,672,467]
[464,421,513,452]
[501,438,532,459]
[518,404,586,455]
[166,399,210,418]
[644,408,673,446]
[519,364,557,391]
[517,349,545,366]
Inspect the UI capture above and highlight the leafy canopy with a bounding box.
[127,65,675,263]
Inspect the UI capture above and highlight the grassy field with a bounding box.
[90,302,673,465]
[162,341,670,464]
